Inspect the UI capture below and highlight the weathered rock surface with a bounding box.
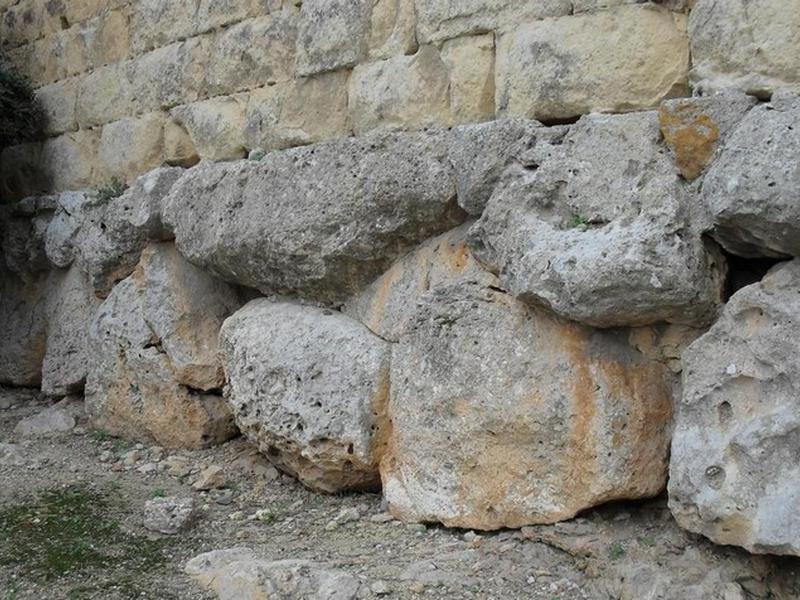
[163,131,464,304]
[85,243,240,449]
[69,167,184,297]
[41,265,101,396]
[669,259,800,556]
[344,224,495,342]
[495,5,689,121]
[659,90,757,180]
[219,299,391,492]
[382,280,674,530]
[186,548,361,600]
[44,192,92,268]
[689,0,800,97]
[701,94,800,258]
[144,496,196,534]
[469,111,726,328]
[296,0,371,76]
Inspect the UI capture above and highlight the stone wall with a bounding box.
[3,0,800,564]
[0,0,700,200]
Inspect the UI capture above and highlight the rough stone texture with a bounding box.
[446,117,544,216]
[85,243,240,449]
[98,113,166,183]
[186,548,361,600]
[689,0,800,97]
[295,0,371,76]
[496,5,689,121]
[349,46,452,135]
[13,397,82,437]
[41,265,101,397]
[368,0,417,60]
[40,130,102,192]
[219,299,391,493]
[44,191,93,269]
[69,167,183,297]
[244,71,351,151]
[207,13,297,95]
[659,90,757,180]
[76,63,137,128]
[383,281,673,530]
[670,260,800,556]
[162,130,464,304]
[440,34,495,124]
[344,224,496,342]
[143,496,196,534]
[700,94,800,258]
[0,270,51,386]
[414,0,571,43]
[36,79,78,136]
[131,38,210,112]
[469,111,726,328]
[170,95,248,161]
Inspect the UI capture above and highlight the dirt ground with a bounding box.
[2,388,800,600]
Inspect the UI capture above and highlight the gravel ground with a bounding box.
[2,389,800,600]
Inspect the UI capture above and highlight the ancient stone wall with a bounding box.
[2,0,800,570]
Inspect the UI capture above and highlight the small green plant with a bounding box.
[96,178,128,203]
[89,429,111,443]
[638,535,656,547]
[570,214,590,230]
[152,488,166,498]
[249,149,266,161]
[608,542,626,560]
[0,56,42,148]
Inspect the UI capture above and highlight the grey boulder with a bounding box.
[701,93,800,258]
[469,111,726,328]
[669,259,800,556]
[162,131,465,304]
[219,299,391,493]
[144,496,196,534]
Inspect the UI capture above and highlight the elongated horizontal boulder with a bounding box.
[689,0,800,96]
[219,299,391,493]
[701,94,800,258]
[382,281,673,530]
[669,260,800,556]
[163,131,464,304]
[85,243,240,449]
[469,111,726,328]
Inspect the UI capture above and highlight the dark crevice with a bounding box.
[723,250,786,300]
[537,114,581,127]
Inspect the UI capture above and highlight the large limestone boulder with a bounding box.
[295,0,371,76]
[41,265,101,397]
[344,224,496,342]
[85,243,240,449]
[701,94,800,258]
[469,111,726,328]
[669,260,800,556]
[162,131,464,304]
[689,0,800,97]
[382,280,674,530]
[219,300,391,493]
[495,5,689,122]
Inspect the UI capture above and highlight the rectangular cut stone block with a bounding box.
[131,38,210,112]
[441,33,495,124]
[76,63,138,128]
[163,120,200,167]
[41,130,102,191]
[36,78,78,135]
[81,8,130,67]
[170,95,249,161]
[20,26,91,86]
[368,0,417,60]
[130,0,200,54]
[414,0,572,43]
[207,13,298,95]
[244,70,351,151]
[196,0,263,31]
[349,45,452,134]
[495,5,689,121]
[99,113,166,183]
[295,0,371,76]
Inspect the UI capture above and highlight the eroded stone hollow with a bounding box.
[2,0,800,575]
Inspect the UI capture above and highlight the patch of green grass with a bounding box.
[96,178,128,203]
[89,429,111,443]
[608,542,626,561]
[0,485,170,583]
[570,214,590,230]
[152,488,166,498]
[638,535,656,547]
